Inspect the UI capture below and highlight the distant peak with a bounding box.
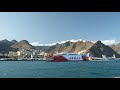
[20,40,29,43]
[1,39,9,42]
[56,43,59,45]
[11,40,18,43]
[96,40,102,44]
[11,40,34,50]
[65,41,71,43]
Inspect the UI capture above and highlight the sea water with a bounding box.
[0,60,120,78]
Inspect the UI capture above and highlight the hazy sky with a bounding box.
[0,12,120,45]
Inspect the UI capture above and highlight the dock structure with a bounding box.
[0,57,46,61]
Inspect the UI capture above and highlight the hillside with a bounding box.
[11,40,34,50]
[45,41,94,54]
[87,41,120,58]
[0,39,17,53]
[110,43,120,55]
[34,46,49,51]
[45,40,120,58]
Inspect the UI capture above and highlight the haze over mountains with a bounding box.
[1,39,120,58]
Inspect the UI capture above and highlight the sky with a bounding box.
[0,12,120,46]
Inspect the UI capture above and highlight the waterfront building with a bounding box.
[8,51,17,57]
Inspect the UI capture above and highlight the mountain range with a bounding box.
[44,40,120,58]
[45,41,93,53]
[87,41,120,58]
[11,40,34,50]
[0,39,17,54]
[1,39,120,58]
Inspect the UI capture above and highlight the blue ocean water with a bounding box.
[0,60,120,78]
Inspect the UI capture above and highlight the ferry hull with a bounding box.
[46,52,93,62]
[53,55,68,62]
[52,54,88,62]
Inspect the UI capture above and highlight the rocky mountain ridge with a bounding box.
[0,39,120,58]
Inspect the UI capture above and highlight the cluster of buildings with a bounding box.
[0,49,52,59]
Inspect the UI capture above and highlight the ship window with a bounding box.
[77,57,78,59]
[71,57,73,59]
[74,57,76,59]
[69,54,77,55]
[62,54,66,55]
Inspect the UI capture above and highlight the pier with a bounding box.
[0,58,46,61]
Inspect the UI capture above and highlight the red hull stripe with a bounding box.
[53,55,68,62]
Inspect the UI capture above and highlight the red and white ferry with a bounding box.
[47,52,92,62]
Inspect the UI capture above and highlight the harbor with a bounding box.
[0,59,119,78]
